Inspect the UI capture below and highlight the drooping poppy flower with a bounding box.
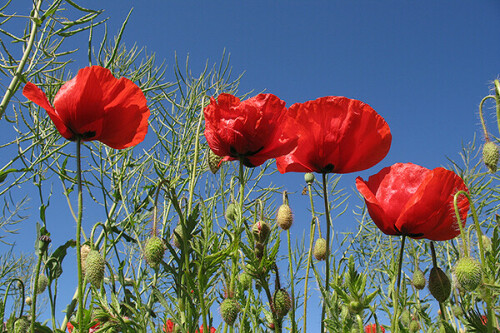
[276,96,391,174]
[163,319,175,332]
[67,320,100,333]
[355,163,469,241]
[197,326,216,333]
[23,66,150,149]
[364,323,385,333]
[204,93,297,167]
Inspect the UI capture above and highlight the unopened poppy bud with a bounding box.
[14,316,29,333]
[483,141,499,173]
[454,257,482,291]
[239,272,252,290]
[144,236,165,268]
[276,204,293,230]
[481,235,492,253]
[452,304,463,317]
[412,268,426,290]
[304,173,315,184]
[220,298,241,326]
[348,300,363,314]
[254,242,265,259]
[400,309,410,326]
[428,267,451,302]
[207,148,223,174]
[86,250,105,287]
[225,203,237,222]
[172,224,185,249]
[273,289,291,318]
[409,320,420,333]
[80,244,91,275]
[25,297,32,306]
[252,220,271,243]
[313,238,327,260]
[37,274,48,294]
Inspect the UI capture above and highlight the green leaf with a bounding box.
[46,240,76,280]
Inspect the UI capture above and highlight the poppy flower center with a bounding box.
[229,145,265,167]
[394,224,424,239]
[320,163,335,173]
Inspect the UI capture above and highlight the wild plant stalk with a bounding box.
[320,172,332,333]
[75,138,84,332]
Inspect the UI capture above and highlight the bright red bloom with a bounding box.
[364,323,385,333]
[355,163,469,241]
[204,93,297,167]
[23,66,150,149]
[197,326,216,333]
[276,96,391,174]
[67,320,100,333]
[163,319,175,332]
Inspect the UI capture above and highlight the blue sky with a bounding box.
[3,0,500,331]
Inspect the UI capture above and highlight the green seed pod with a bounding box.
[85,250,106,287]
[481,235,492,253]
[452,304,463,317]
[412,268,426,290]
[225,203,237,222]
[220,298,241,326]
[14,317,29,333]
[428,266,451,303]
[207,148,223,174]
[239,272,252,290]
[483,141,499,173]
[37,274,48,294]
[273,289,292,318]
[252,220,271,243]
[313,238,327,261]
[145,236,165,268]
[409,320,420,333]
[454,257,482,292]
[400,309,410,326]
[276,204,293,230]
[304,173,315,184]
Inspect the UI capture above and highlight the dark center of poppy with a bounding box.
[394,224,424,239]
[229,145,265,168]
[320,163,335,173]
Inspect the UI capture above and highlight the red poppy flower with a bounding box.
[355,163,469,241]
[67,320,100,333]
[276,96,391,174]
[163,319,175,332]
[197,326,216,333]
[23,66,150,149]
[364,323,385,333]
[204,93,297,167]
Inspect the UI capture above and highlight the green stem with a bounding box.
[29,252,43,333]
[495,80,500,137]
[391,235,406,333]
[453,191,470,257]
[320,173,332,333]
[76,138,84,333]
[287,228,296,333]
[478,95,496,141]
[0,0,42,119]
[187,100,205,213]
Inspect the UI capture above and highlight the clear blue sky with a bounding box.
[3,0,500,331]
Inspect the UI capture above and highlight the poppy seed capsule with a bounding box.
[304,173,315,184]
[252,220,271,243]
[313,238,327,260]
[220,298,241,326]
[85,250,106,287]
[454,257,482,291]
[276,204,293,230]
[428,267,451,303]
[225,203,237,222]
[412,268,426,290]
[145,236,165,268]
[37,274,48,294]
[483,141,499,173]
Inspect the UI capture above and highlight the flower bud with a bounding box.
[428,267,451,303]
[239,272,252,290]
[207,148,223,174]
[313,238,327,260]
[304,173,315,184]
[172,224,185,249]
[86,250,105,287]
[144,236,165,268]
[276,204,293,230]
[220,298,241,326]
[483,141,499,173]
[452,304,463,317]
[37,274,48,294]
[454,257,482,291]
[348,300,363,314]
[412,268,426,290]
[25,297,32,306]
[409,320,420,333]
[14,316,29,333]
[254,242,265,259]
[252,220,271,243]
[273,289,292,318]
[225,203,237,222]
[80,244,91,275]
[481,235,492,253]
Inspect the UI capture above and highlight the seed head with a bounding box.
[304,173,315,184]
[313,238,327,260]
[273,289,292,318]
[412,268,426,290]
[37,274,48,294]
